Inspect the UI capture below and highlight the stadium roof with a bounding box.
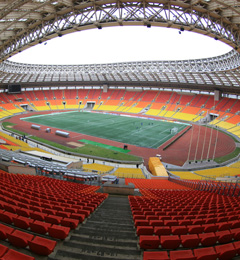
[1,0,240,93]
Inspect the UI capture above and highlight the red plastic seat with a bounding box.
[70,213,85,222]
[45,214,63,225]
[28,236,56,256]
[13,216,34,229]
[188,225,204,234]
[205,218,217,224]
[193,247,218,260]
[154,226,171,236]
[192,219,205,225]
[61,217,79,229]
[233,241,240,255]
[216,230,234,244]
[7,229,34,248]
[217,222,232,231]
[0,223,14,240]
[217,217,228,223]
[170,249,197,260]
[77,209,90,217]
[134,219,149,227]
[164,220,178,227]
[160,235,181,249]
[42,208,57,215]
[48,224,70,239]
[229,220,240,229]
[65,207,78,213]
[133,215,145,221]
[147,215,159,221]
[53,205,65,211]
[30,220,52,235]
[16,208,33,217]
[199,232,218,247]
[0,244,8,258]
[30,211,47,221]
[4,204,18,213]
[55,211,71,218]
[137,226,154,236]
[139,235,160,249]
[178,220,193,226]
[171,226,188,235]
[0,249,35,260]
[231,227,240,240]
[202,224,218,233]
[215,243,237,260]
[181,234,200,248]
[149,220,164,227]
[143,251,169,260]
[0,212,17,224]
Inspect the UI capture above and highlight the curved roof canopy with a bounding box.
[1,0,240,61]
[1,0,240,93]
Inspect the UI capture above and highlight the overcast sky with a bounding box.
[9,26,232,65]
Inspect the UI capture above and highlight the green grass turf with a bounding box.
[21,111,189,148]
[79,139,130,153]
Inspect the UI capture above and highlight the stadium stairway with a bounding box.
[49,195,141,260]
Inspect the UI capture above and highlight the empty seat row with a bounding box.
[0,244,35,260]
[0,209,79,233]
[137,223,240,236]
[134,215,240,228]
[143,241,240,260]
[0,223,56,256]
[139,229,240,249]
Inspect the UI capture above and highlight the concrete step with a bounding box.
[63,241,141,257]
[81,221,134,231]
[52,247,141,260]
[69,235,138,248]
[49,195,141,260]
[74,227,137,239]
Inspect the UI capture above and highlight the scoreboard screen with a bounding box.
[8,84,21,93]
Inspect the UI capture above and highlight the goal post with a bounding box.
[170,127,178,134]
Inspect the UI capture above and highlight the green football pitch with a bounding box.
[22,111,189,149]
